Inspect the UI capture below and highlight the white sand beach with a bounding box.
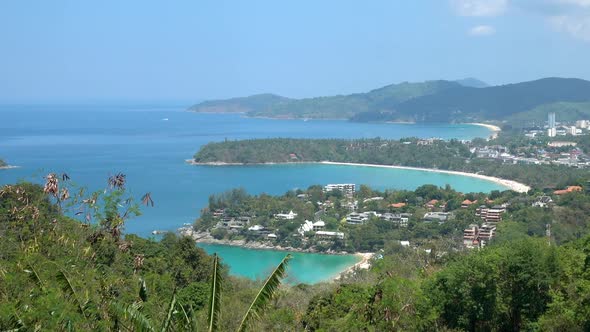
[335,252,375,280]
[468,123,501,139]
[320,161,531,193]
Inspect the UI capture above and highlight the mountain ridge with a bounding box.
[188,77,590,124]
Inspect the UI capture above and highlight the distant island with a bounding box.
[0,159,6,167]
[191,137,589,189]
[188,77,590,125]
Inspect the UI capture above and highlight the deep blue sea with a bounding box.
[0,104,502,282]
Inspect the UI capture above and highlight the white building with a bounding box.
[275,210,297,220]
[324,184,355,197]
[298,220,326,235]
[315,231,345,240]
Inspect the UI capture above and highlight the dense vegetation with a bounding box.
[197,180,590,251]
[193,138,589,188]
[189,77,590,123]
[0,158,6,167]
[190,80,457,119]
[4,178,590,330]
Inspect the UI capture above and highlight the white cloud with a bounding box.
[549,15,590,41]
[450,0,509,16]
[469,25,497,35]
[555,0,590,8]
[450,0,590,41]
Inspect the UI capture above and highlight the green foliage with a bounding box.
[208,254,222,332]
[190,78,590,123]
[238,254,291,331]
[0,158,6,167]
[190,80,459,119]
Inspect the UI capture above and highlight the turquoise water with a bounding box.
[0,104,503,282]
[198,243,360,284]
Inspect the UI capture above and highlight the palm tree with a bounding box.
[208,254,292,332]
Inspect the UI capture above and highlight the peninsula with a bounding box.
[189,77,590,125]
[191,137,588,189]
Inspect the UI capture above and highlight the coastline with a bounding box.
[0,165,19,170]
[334,252,374,281]
[467,122,501,139]
[320,161,530,193]
[180,228,350,255]
[179,227,370,282]
[186,159,531,193]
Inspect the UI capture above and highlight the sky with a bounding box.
[1,0,590,103]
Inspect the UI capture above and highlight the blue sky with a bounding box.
[1,0,590,102]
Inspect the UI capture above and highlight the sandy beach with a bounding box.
[335,252,375,280]
[187,159,531,193]
[468,122,501,139]
[319,161,531,193]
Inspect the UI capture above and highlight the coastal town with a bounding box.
[180,174,584,258]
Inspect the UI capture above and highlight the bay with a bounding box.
[0,104,502,282]
[197,243,360,284]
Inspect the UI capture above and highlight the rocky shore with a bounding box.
[179,227,348,255]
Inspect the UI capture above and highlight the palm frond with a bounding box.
[207,254,222,332]
[139,279,148,302]
[110,302,155,332]
[178,303,199,332]
[237,254,292,332]
[160,293,177,332]
[24,263,45,293]
[55,270,87,318]
[4,311,26,332]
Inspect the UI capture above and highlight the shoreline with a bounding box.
[0,165,19,170]
[467,122,501,139]
[186,160,531,193]
[320,161,530,193]
[334,252,375,281]
[179,228,370,282]
[180,228,352,255]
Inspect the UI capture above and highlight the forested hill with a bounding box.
[188,77,590,123]
[189,80,462,119]
[0,159,6,167]
[193,138,589,188]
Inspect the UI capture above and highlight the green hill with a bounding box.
[189,77,590,123]
[189,80,460,119]
[0,159,6,167]
[382,77,590,122]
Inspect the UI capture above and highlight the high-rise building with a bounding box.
[548,112,556,129]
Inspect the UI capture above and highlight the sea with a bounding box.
[0,104,502,283]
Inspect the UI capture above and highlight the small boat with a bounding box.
[161,118,169,121]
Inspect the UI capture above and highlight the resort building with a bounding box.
[475,205,506,223]
[463,223,497,249]
[532,196,553,208]
[346,211,380,225]
[461,199,477,208]
[275,210,298,220]
[315,231,345,240]
[324,183,356,197]
[381,213,411,227]
[554,186,583,195]
[297,220,326,235]
[423,212,450,222]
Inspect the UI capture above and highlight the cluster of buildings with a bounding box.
[346,211,411,227]
[525,112,590,138]
[323,183,356,198]
[471,143,590,168]
[462,204,508,249]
